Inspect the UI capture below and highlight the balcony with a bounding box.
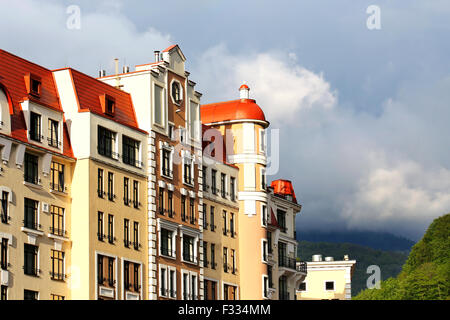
[50,271,66,281]
[278,256,297,270]
[296,261,307,274]
[47,137,61,148]
[49,226,67,238]
[50,182,67,194]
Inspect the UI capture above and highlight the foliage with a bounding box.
[354,213,450,300]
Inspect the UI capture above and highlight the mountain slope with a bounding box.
[354,213,450,300]
[297,230,415,252]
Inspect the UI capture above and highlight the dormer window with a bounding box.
[100,94,115,116]
[25,73,42,97]
[171,82,182,105]
[29,112,42,142]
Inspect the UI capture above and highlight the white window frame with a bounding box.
[182,152,194,187]
[259,128,267,154]
[159,264,168,297]
[160,142,174,179]
[153,83,165,128]
[188,100,200,141]
[261,204,268,227]
[168,266,177,299]
[262,275,269,299]
[261,239,268,263]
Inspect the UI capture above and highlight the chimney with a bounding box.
[154,50,160,62]
[239,82,250,99]
[114,58,119,76]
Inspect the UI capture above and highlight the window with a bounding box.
[1,238,8,270]
[29,112,41,142]
[24,198,39,230]
[105,95,115,115]
[124,177,130,205]
[202,204,207,229]
[278,242,287,266]
[259,129,266,154]
[231,249,236,274]
[211,169,217,194]
[124,219,130,247]
[261,168,266,189]
[24,289,38,300]
[154,85,164,126]
[210,244,216,269]
[210,206,215,231]
[221,173,226,198]
[107,172,114,201]
[24,244,38,276]
[51,294,65,300]
[1,191,9,224]
[171,82,182,104]
[223,247,228,273]
[168,124,174,140]
[230,177,236,201]
[50,205,65,236]
[182,273,188,300]
[191,275,197,300]
[1,285,7,300]
[133,180,139,208]
[24,152,39,185]
[160,267,167,297]
[108,257,115,287]
[268,266,273,288]
[158,187,164,215]
[211,281,216,300]
[203,242,208,267]
[202,166,207,191]
[262,205,267,227]
[48,119,59,147]
[123,136,140,167]
[108,214,114,243]
[124,261,130,290]
[50,162,65,192]
[189,198,195,224]
[133,264,140,292]
[267,231,272,254]
[224,284,229,300]
[29,76,41,96]
[299,282,306,291]
[183,235,195,263]
[133,222,139,250]
[162,149,171,177]
[189,101,199,140]
[97,126,117,159]
[222,211,227,236]
[98,169,104,198]
[160,229,173,257]
[279,276,288,300]
[262,240,268,263]
[183,157,193,185]
[277,209,286,232]
[97,255,104,284]
[230,213,235,237]
[51,250,65,281]
[169,269,176,298]
[97,211,104,241]
[181,195,186,222]
[325,281,334,291]
[168,190,173,217]
[263,276,269,299]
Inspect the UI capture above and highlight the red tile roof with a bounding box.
[201,98,267,125]
[271,179,298,203]
[61,68,146,134]
[0,49,74,158]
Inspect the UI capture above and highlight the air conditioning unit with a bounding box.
[42,203,50,213]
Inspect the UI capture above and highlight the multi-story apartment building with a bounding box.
[202,144,240,300]
[0,50,76,300]
[99,45,203,300]
[266,179,306,300]
[53,68,149,300]
[296,254,356,300]
[201,84,270,299]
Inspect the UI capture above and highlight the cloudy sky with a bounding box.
[1,0,449,240]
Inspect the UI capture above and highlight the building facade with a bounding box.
[53,67,149,300]
[0,49,76,300]
[99,45,204,300]
[267,180,306,300]
[202,149,240,300]
[296,255,356,300]
[201,84,270,299]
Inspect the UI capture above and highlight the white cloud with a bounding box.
[0,0,172,74]
[194,44,337,124]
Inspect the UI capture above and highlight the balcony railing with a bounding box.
[23,266,40,277]
[49,226,67,237]
[24,174,40,185]
[50,271,66,281]
[162,168,173,178]
[297,261,307,274]
[160,247,175,257]
[278,256,297,270]
[47,137,61,148]
[50,182,66,193]
[122,155,143,168]
[182,253,197,264]
[1,212,10,224]
[23,220,41,231]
